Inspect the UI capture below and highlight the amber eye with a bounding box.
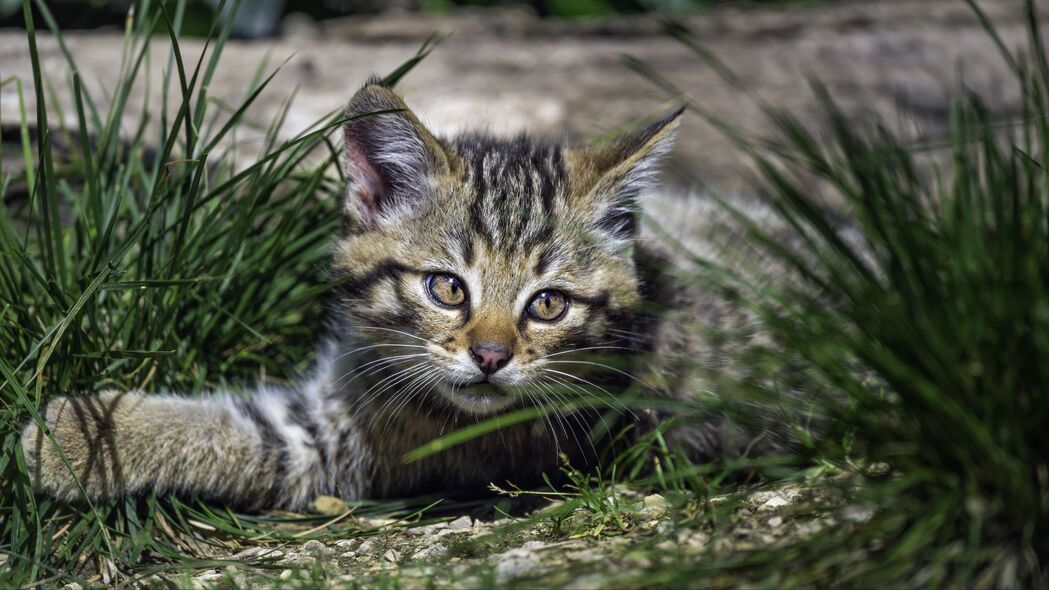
[526,290,569,322]
[426,273,467,308]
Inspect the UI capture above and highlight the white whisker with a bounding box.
[537,345,633,360]
[354,325,434,344]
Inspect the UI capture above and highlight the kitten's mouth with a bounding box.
[451,382,505,397]
[439,380,516,414]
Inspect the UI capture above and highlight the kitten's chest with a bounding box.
[362,404,587,498]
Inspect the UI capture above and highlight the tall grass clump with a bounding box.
[643,1,1049,586]
[0,0,442,584]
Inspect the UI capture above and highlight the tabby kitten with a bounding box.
[21,79,780,510]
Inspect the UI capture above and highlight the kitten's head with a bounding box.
[334,79,679,415]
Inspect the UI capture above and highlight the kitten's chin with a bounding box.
[436,381,518,415]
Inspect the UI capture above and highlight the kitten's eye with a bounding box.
[526,290,568,322]
[426,273,467,308]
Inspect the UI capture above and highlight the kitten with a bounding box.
[20,79,790,510]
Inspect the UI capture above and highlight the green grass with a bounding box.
[0,0,449,584]
[2,0,1048,587]
[628,1,1049,586]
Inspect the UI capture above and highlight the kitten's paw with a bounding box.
[20,391,129,501]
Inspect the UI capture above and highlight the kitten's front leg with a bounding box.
[20,389,316,509]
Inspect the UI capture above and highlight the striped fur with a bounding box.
[21,80,798,509]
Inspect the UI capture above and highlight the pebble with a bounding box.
[283,552,317,567]
[279,569,294,581]
[756,493,792,511]
[335,538,362,551]
[357,537,382,556]
[493,547,541,580]
[411,543,449,561]
[767,516,784,527]
[302,539,332,557]
[436,528,467,539]
[641,493,668,514]
[416,523,448,536]
[448,515,474,530]
[230,546,266,560]
[311,495,350,515]
[383,548,400,562]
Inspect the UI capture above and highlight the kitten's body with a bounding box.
[21,81,791,510]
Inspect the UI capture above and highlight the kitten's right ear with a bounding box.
[342,79,450,231]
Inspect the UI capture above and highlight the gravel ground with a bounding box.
[104,483,854,589]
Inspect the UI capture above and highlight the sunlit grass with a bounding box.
[0,0,448,584]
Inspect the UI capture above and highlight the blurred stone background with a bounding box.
[0,0,1041,195]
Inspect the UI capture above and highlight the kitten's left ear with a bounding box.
[566,107,683,241]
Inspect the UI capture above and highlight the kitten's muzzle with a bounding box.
[469,343,511,376]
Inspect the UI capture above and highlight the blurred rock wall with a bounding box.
[0,0,1040,195]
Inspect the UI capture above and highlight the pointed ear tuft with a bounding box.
[342,79,449,231]
[566,107,683,242]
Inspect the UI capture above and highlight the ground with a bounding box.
[130,482,850,589]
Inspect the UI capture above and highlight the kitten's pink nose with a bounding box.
[469,344,512,375]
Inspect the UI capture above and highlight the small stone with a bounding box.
[493,547,541,580]
[448,516,473,530]
[335,538,362,551]
[521,540,546,550]
[311,495,350,515]
[383,548,400,562]
[279,569,294,581]
[416,523,447,536]
[767,516,783,527]
[411,543,449,561]
[436,528,466,539]
[302,539,331,557]
[357,537,381,556]
[231,546,264,560]
[61,584,83,590]
[756,493,791,512]
[642,494,668,512]
[283,553,317,567]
